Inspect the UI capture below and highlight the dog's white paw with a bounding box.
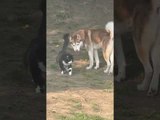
[147,81,158,96]
[86,66,92,70]
[108,70,113,75]
[137,83,148,91]
[147,89,158,96]
[94,66,99,70]
[104,68,111,74]
[104,69,108,73]
[147,88,158,96]
[108,71,113,75]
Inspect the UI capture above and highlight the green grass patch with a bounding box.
[58,113,107,120]
[73,102,83,110]
[92,103,101,112]
[69,99,83,110]
[51,64,59,70]
[56,10,71,20]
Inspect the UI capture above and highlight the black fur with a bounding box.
[57,34,74,75]
[24,0,46,93]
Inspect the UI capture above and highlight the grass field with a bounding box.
[1,0,159,120]
[47,0,113,120]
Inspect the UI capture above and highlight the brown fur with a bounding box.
[70,29,110,49]
[70,28,113,72]
[115,0,160,95]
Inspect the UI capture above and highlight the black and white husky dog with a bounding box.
[57,34,73,75]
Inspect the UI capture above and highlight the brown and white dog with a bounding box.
[69,21,114,74]
[115,0,160,95]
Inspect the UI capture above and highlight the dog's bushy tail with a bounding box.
[105,21,114,39]
[56,33,70,63]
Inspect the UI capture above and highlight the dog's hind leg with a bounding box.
[103,49,113,74]
[134,30,153,91]
[135,11,159,91]
[103,39,113,74]
[137,57,153,91]
[94,49,100,69]
[103,52,110,73]
[134,36,153,91]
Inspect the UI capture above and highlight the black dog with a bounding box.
[57,34,73,75]
[24,0,46,93]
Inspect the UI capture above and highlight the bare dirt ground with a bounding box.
[47,0,113,120]
[0,0,45,120]
[114,34,160,120]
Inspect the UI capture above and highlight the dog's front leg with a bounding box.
[86,48,94,70]
[115,34,126,82]
[94,49,99,69]
[148,30,160,96]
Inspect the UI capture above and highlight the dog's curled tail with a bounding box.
[105,21,114,39]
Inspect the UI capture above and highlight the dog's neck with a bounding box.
[83,29,92,45]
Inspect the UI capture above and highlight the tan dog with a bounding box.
[115,0,160,95]
[69,22,114,74]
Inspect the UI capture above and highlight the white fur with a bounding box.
[104,21,114,74]
[68,68,72,75]
[71,41,83,52]
[94,49,100,69]
[86,47,94,69]
[62,60,72,66]
[61,71,64,74]
[104,48,114,74]
[61,61,73,75]
[105,21,114,40]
